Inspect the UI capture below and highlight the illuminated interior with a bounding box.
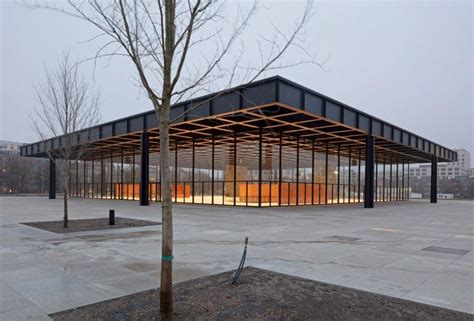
[68,124,410,207]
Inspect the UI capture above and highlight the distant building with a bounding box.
[409,148,474,199]
[468,168,474,178]
[409,148,471,179]
[453,148,471,169]
[0,140,24,155]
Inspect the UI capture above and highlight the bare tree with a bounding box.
[0,154,33,193]
[30,1,321,318]
[0,155,50,194]
[33,53,100,228]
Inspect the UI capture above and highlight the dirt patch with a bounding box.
[50,267,473,321]
[22,217,160,234]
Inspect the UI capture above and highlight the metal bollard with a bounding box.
[109,209,115,225]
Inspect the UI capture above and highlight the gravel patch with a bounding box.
[50,266,473,320]
[22,217,160,233]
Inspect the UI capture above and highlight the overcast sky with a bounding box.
[1,1,472,165]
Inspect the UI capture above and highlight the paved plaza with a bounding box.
[0,196,473,320]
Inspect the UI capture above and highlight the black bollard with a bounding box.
[109,209,115,225]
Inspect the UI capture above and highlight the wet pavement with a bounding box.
[0,196,473,320]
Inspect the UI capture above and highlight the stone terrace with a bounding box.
[0,196,473,320]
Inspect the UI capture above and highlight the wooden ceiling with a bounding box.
[77,103,433,169]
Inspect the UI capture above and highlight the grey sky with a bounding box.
[1,1,472,164]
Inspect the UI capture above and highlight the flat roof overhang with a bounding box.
[20,76,457,164]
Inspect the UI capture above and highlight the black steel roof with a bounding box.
[20,75,456,163]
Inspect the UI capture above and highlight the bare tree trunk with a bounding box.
[158,100,173,320]
[159,1,175,319]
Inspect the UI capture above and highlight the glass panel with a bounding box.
[236,134,258,206]
[281,135,297,206]
[299,138,312,205]
[134,150,140,201]
[327,145,338,204]
[313,145,327,205]
[195,138,213,204]
[149,152,160,202]
[169,141,177,202]
[348,150,360,203]
[339,147,350,203]
[359,151,365,203]
[260,132,277,207]
[214,138,233,205]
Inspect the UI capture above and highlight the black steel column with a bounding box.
[364,136,375,208]
[258,127,263,207]
[431,155,437,203]
[140,131,149,206]
[48,158,56,199]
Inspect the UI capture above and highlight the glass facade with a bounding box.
[68,130,411,207]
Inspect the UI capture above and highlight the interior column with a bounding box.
[364,135,375,208]
[431,155,437,203]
